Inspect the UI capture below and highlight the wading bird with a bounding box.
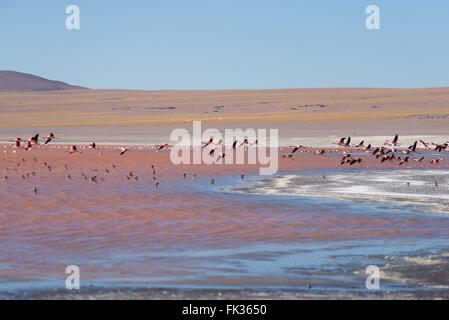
[403,141,417,154]
[344,137,351,147]
[120,147,129,155]
[349,158,362,165]
[203,138,213,148]
[44,133,55,145]
[434,143,448,152]
[398,157,409,165]
[216,153,225,162]
[384,134,399,146]
[68,145,79,154]
[291,145,303,154]
[333,137,346,146]
[413,156,424,162]
[281,154,293,159]
[420,140,431,150]
[30,134,39,144]
[15,138,22,148]
[430,158,444,164]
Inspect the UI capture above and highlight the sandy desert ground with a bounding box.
[0,87,448,145]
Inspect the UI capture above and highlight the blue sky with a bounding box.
[1,1,448,89]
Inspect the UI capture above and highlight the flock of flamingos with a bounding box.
[1,132,448,194]
[4,132,449,166]
[281,134,448,166]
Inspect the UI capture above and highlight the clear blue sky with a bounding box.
[1,1,448,90]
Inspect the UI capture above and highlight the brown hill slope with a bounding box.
[0,70,87,92]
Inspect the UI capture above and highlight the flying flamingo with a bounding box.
[420,140,431,150]
[44,133,55,145]
[349,158,362,165]
[203,138,213,148]
[430,158,444,164]
[68,145,79,154]
[384,134,399,146]
[333,137,346,146]
[15,138,22,148]
[398,157,409,165]
[30,134,39,144]
[120,147,129,155]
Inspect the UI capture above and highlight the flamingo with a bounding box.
[68,145,79,154]
[203,138,213,148]
[216,153,225,162]
[30,134,39,144]
[384,134,399,146]
[413,156,424,162]
[398,157,409,165]
[44,133,55,145]
[434,143,448,152]
[120,147,129,155]
[372,147,382,156]
[333,137,346,146]
[381,154,394,163]
[430,158,444,164]
[15,138,22,148]
[420,140,431,150]
[291,145,303,154]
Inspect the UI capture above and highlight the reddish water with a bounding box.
[1,145,449,290]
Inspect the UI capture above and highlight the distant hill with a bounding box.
[0,70,87,92]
